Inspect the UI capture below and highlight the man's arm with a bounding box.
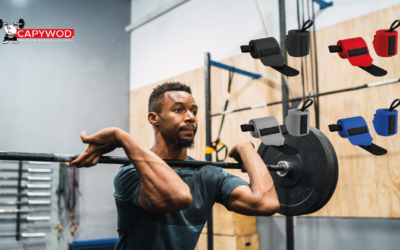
[226,142,280,216]
[115,129,192,214]
[71,128,192,214]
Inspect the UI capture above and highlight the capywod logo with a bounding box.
[0,19,25,44]
[0,19,74,44]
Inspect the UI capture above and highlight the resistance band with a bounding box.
[56,163,79,239]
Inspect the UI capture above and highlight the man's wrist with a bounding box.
[114,128,127,148]
[238,141,255,153]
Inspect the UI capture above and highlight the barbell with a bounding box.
[0,19,25,29]
[0,151,284,171]
[0,125,338,216]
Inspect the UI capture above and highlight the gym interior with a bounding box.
[1,0,400,250]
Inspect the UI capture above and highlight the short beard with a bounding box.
[174,137,195,149]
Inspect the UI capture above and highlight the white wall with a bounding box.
[0,1,130,249]
[129,0,400,90]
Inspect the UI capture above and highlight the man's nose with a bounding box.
[185,110,196,120]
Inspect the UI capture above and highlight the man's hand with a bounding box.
[228,141,255,173]
[70,127,122,168]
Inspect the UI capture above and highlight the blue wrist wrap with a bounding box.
[373,99,399,136]
[337,116,373,146]
[329,116,387,156]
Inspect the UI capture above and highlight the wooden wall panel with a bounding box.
[130,4,400,218]
[195,233,259,250]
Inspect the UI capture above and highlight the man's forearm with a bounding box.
[115,129,192,209]
[238,144,278,206]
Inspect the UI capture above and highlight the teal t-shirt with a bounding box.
[113,155,250,250]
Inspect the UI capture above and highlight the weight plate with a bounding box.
[19,19,25,29]
[257,125,338,216]
[304,130,338,214]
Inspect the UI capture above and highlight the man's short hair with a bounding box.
[148,82,192,114]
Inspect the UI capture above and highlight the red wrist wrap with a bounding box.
[373,30,398,57]
[337,37,373,67]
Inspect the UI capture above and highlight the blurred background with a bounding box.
[1,0,400,250]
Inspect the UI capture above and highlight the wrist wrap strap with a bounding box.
[373,99,399,136]
[373,20,399,57]
[241,116,299,156]
[285,20,313,57]
[241,37,299,77]
[285,99,313,136]
[328,37,387,76]
[329,116,387,156]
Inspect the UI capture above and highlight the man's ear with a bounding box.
[148,112,159,126]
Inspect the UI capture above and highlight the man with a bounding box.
[70,82,280,250]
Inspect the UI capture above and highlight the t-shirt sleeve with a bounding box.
[215,168,250,211]
[113,165,142,207]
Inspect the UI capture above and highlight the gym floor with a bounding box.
[1,1,400,250]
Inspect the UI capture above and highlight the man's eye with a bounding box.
[174,108,181,112]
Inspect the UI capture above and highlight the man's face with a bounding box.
[154,91,198,148]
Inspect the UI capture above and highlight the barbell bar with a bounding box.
[0,19,25,29]
[211,78,400,117]
[0,151,285,171]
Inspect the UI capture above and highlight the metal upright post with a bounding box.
[286,215,295,250]
[204,52,213,250]
[278,1,295,250]
[312,0,320,129]
[16,161,23,241]
[279,0,289,119]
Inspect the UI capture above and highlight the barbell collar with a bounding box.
[276,161,292,177]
